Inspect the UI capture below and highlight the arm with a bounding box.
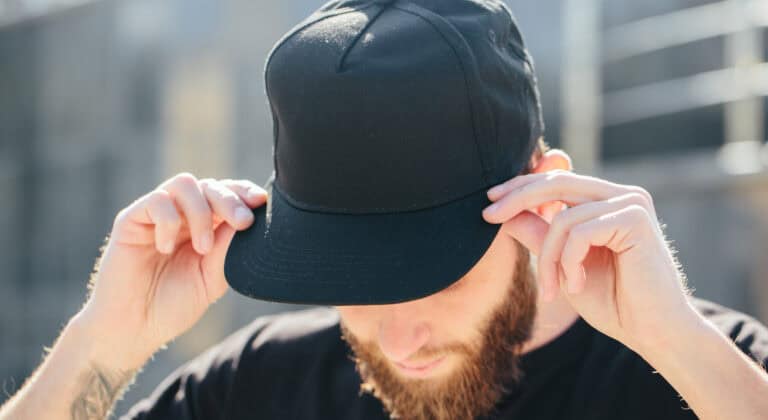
[637,310,768,420]
[483,167,768,420]
[0,314,143,420]
[0,174,267,420]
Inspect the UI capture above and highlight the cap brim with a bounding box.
[224,181,500,305]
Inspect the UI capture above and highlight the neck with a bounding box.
[520,289,579,354]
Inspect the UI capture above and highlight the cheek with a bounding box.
[336,306,378,342]
[434,276,512,338]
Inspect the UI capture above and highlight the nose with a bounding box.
[377,302,431,363]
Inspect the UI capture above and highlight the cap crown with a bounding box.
[265,0,543,213]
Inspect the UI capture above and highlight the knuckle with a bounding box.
[146,190,173,210]
[161,210,182,228]
[570,222,590,239]
[550,209,570,230]
[113,208,129,228]
[518,180,536,197]
[219,193,244,210]
[547,169,570,181]
[216,179,245,195]
[207,180,241,202]
[147,189,171,202]
[625,204,650,223]
[173,172,199,188]
[622,192,649,208]
[628,186,653,206]
[199,178,223,195]
[198,178,216,189]
[148,192,182,227]
[555,189,568,202]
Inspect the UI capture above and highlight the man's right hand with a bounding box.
[74,173,267,369]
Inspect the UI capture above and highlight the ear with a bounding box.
[528,148,572,223]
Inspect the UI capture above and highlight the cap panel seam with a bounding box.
[264,4,379,181]
[336,3,392,72]
[392,2,495,186]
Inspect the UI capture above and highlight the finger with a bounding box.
[218,179,268,208]
[112,190,174,247]
[200,222,236,304]
[487,169,575,201]
[560,205,652,294]
[483,171,647,224]
[499,210,548,256]
[487,170,621,202]
[538,193,648,300]
[160,173,214,255]
[144,190,183,254]
[200,179,255,230]
[498,210,553,298]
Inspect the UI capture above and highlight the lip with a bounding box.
[394,356,446,378]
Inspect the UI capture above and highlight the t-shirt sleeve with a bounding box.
[118,317,271,420]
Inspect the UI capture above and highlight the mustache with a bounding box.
[406,343,473,360]
[350,338,476,362]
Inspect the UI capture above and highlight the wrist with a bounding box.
[633,304,712,361]
[67,311,155,372]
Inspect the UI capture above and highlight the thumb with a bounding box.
[499,209,549,257]
[200,222,237,303]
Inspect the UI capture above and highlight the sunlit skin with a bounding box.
[336,149,579,382]
[3,145,768,420]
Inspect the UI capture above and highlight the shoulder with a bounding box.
[231,306,349,372]
[168,306,345,386]
[235,306,343,352]
[121,307,351,420]
[190,306,348,386]
[572,298,768,418]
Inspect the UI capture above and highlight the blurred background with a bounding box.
[1,0,767,414]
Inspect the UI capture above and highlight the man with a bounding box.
[2,0,767,419]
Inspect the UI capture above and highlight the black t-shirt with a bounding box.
[120,298,768,420]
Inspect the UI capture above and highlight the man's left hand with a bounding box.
[482,169,699,353]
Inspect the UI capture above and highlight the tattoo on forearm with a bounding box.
[70,363,136,420]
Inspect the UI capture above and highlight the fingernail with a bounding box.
[200,231,213,253]
[484,203,499,214]
[235,206,253,224]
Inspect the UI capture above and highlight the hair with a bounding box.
[521,136,551,176]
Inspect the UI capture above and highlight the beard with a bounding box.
[340,241,537,420]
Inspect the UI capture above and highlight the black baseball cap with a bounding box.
[224,0,544,305]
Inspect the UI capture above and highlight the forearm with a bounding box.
[0,313,148,420]
[638,311,768,420]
